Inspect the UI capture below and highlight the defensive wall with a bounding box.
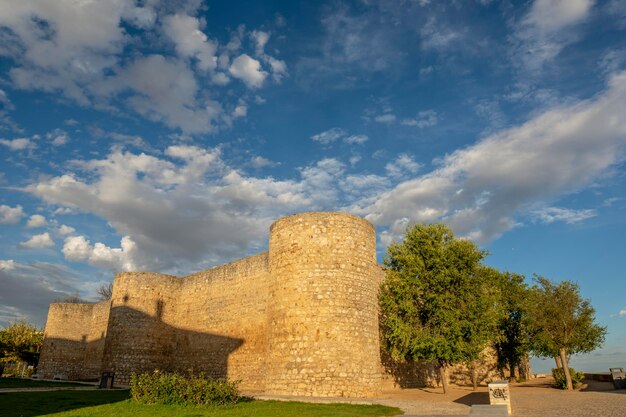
[38,211,501,397]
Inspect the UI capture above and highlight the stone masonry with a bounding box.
[38,211,501,397]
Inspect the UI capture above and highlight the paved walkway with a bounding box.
[250,378,626,417]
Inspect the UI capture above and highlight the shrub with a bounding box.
[130,370,240,406]
[552,367,585,389]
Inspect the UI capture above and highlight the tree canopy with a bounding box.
[526,276,606,389]
[0,321,44,366]
[493,271,531,381]
[379,223,499,393]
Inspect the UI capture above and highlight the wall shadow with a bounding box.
[38,303,244,385]
[380,350,440,388]
[0,389,130,417]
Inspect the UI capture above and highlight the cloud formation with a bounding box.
[0,0,286,134]
[0,205,24,224]
[18,232,54,249]
[362,71,626,243]
[0,259,93,327]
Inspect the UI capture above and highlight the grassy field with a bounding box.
[0,377,90,388]
[0,390,402,417]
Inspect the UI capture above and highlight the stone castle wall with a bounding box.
[39,211,500,395]
[39,212,383,396]
[38,301,110,380]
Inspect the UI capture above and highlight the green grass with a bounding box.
[0,390,402,417]
[0,377,90,388]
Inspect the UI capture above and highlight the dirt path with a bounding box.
[252,378,626,417]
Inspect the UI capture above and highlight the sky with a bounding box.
[0,0,625,373]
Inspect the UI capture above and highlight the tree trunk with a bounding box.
[559,348,573,390]
[509,359,516,382]
[518,355,530,381]
[439,362,449,394]
[554,356,562,369]
[471,362,478,391]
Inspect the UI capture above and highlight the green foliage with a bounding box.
[0,321,44,365]
[379,223,499,370]
[527,276,606,358]
[492,271,532,379]
[552,367,585,389]
[130,370,240,406]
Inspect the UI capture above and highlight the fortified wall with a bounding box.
[39,212,384,397]
[38,211,501,396]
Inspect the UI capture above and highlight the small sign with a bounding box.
[488,380,511,415]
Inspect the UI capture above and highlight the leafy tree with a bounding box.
[97,282,114,300]
[493,271,531,381]
[379,223,499,393]
[0,321,44,366]
[526,276,606,390]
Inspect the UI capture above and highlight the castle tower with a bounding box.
[265,212,382,397]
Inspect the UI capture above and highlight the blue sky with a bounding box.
[0,0,625,373]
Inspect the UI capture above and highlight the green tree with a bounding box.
[0,321,44,366]
[379,223,499,393]
[526,276,606,390]
[493,271,531,381]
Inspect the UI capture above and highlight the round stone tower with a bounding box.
[265,212,382,397]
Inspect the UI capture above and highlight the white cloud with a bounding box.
[385,154,422,179]
[311,128,346,144]
[229,54,267,89]
[401,110,439,128]
[0,260,16,271]
[344,134,368,145]
[26,214,47,228]
[47,129,69,146]
[0,1,283,134]
[63,235,138,272]
[311,128,367,145]
[525,0,594,33]
[251,30,270,56]
[57,224,75,235]
[98,54,221,134]
[0,204,24,224]
[363,71,626,243]
[532,207,596,224]
[162,13,217,72]
[0,137,35,151]
[233,101,247,118]
[19,232,54,249]
[250,156,277,169]
[26,145,392,271]
[514,0,595,70]
[420,17,462,50]
[374,114,397,124]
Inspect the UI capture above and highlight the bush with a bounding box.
[130,370,240,406]
[552,367,585,389]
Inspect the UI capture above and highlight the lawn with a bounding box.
[0,377,90,388]
[0,390,402,417]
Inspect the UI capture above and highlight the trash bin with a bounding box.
[99,371,115,389]
[610,368,625,389]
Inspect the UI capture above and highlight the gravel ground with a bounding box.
[251,378,626,417]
